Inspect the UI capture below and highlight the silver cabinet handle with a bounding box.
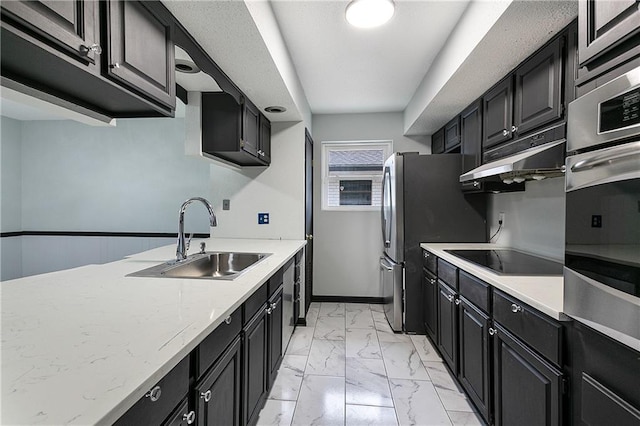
[511,303,523,313]
[145,385,161,402]
[455,298,461,305]
[511,125,518,133]
[424,252,430,258]
[446,294,454,303]
[472,181,480,187]
[224,315,232,325]
[271,302,277,310]
[429,278,436,285]
[80,43,102,55]
[183,411,196,425]
[266,307,273,315]
[502,129,509,137]
[201,390,212,402]
[110,63,120,69]
[489,328,497,336]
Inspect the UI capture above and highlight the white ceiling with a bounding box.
[270,0,470,114]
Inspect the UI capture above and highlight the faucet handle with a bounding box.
[200,242,206,254]
[185,233,193,252]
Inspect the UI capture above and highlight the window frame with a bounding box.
[321,140,392,212]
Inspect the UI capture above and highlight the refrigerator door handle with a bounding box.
[381,166,392,248]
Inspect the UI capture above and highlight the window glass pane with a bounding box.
[339,180,372,205]
[328,149,384,173]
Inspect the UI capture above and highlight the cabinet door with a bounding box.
[105,0,175,108]
[493,325,562,426]
[460,100,483,192]
[259,114,271,164]
[243,306,268,426]
[437,281,458,373]
[195,337,242,426]
[267,289,283,390]
[1,0,100,64]
[444,116,461,151]
[579,0,640,66]
[483,78,513,149]
[241,101,260,158]
[514,38,563,136]
[458,298,491,423]
[432,128,445,154]
[422,269,438,343]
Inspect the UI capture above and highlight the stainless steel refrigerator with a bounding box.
[380,152,487,332]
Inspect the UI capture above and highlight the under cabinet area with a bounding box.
[0,0,176,117]
[421,248,567,425]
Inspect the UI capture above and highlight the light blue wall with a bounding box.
[1,116,22,232]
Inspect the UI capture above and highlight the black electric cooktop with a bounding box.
[445,249,563,276]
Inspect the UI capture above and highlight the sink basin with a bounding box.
[127,252,271,280]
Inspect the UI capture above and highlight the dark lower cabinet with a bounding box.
[458,298,491,424]
[437,281,458,373]
[164,398,195,426]
[243,305,269,426]
[422,268,438,343]
[493,324,562,426]
[195,337,242,426]
[267,288,284,389]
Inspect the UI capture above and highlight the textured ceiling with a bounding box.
[270,0,470,114]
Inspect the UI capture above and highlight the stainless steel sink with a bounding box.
[127,252,271,280]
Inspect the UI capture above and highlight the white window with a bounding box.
[321,141,392,211]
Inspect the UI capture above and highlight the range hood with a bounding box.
[460,139,566,184]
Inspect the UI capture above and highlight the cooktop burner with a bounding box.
[445,249,563,276]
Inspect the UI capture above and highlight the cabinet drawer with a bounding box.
[115,356,189,426]
[244,282,268,325]
[437,258,457,289]
[268,266,285,297]
[422,250,437,275]
[493,290,562,366]
[197,307,242,380]
[458,270,490,314]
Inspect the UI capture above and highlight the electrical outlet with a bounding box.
[499,212,505,224]
[258,213,269,225]
[591,215,602,228]
[222,199,230,210]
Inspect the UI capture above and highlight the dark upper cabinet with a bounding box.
[1,0,100,64]
[460,100,483,193]
[423,269,438,343]
[267,288,283,390]
[243,305,268,426]
[493,324,563,426]
[195,337,242,426]
[444,116,461,152]
[437,281,458,373]
[201,92,271,167]
[0,0,175,117]
[483,77,514,149]
[432,128,445,154]
[578,0,640,66]
[259,114,272,164]
[105,0,175,109]
[458,298,491,424]
[514,37,563,136]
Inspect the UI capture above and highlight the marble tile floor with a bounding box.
[257,302,485,426]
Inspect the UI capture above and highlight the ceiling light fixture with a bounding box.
[265,106,287,113]
[345,0,395,29]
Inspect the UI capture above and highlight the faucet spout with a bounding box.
[176,197,217,261]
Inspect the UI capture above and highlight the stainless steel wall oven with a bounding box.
[564,66,640,350]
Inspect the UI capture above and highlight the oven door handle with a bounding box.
[570,142,640,172]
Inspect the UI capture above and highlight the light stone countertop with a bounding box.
[420,243,565,320]
[1,238,306,426]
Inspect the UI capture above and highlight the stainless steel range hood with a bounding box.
[460,139,566,184]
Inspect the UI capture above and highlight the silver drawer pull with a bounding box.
[145,385,161,402]
[183,411,196,424]
[224,315,232,325]
[489,328,497,336]
[454,298,461,305]
[446,294,454,303]
[511,303,523,313]
[429,278,436,285]
[266,306,273,315]
[201,390,212,402]
[424,252,429,258]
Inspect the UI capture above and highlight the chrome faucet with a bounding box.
[176,197,217,261]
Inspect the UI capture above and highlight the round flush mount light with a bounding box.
[345,0,395,29]
[265,106,287,113]
[175,59,200,74]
